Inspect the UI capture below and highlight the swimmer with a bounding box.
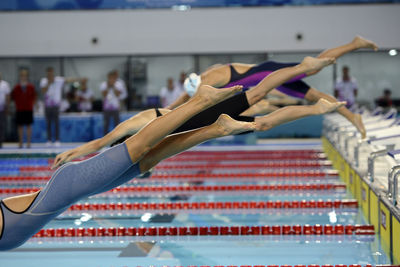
[52,57,335,168]
[169,35,378,138]
[0,57,341,250]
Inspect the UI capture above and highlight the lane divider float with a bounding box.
[34,224,375,238]
[69,199,358,212]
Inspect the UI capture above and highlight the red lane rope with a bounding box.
[174,150,322,154]
[0,183,347,195]
[154,162,331,170]
[0,170,339,183]
[69,199,358,212]
[18,162,332,172]
[164,155,326,162]
[33,224,375,238]
[149,171,338,179]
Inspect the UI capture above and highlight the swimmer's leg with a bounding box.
[244,56,335,106]
[139,114,256,172]
[305,87,366,138]
[308,35,378,75]
[318,35,378,59]
[124,85,242,163]
[254,99,346,131]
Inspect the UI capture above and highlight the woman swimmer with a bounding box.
[0,57,343,251]
[168,36,378,138]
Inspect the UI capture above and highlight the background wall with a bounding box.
[0,4,399,104]
[0,4,399,56]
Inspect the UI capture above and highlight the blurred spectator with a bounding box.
[76,78,94,112]
[100,71,125,135]
[176,71,186,92]
[159,77,182,108]
[40,67,81,146]
[375,88,392,108]
[112,70,127,109]
[12,69,36,148]
[0,73,10,148]
[334,66,358,108]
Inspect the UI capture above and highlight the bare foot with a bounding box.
[315,98,346,114]
[352,35,378,51]
[301,57,336,73]
[194,85,243,107]
[353,113,367,139]
[215,114,257,135]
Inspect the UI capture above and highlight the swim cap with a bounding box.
[184,73,201,97]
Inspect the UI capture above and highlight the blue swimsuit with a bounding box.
[0,143,140,250]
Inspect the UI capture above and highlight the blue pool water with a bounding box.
[0,142,391,267]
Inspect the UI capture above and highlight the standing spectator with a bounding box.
[334,66,358,108]
[100,71,124,135]
[12,69,36,148]
[76,78,94,112]
[40,67,81,147]
[375,88,392,108]
[159,77,182,108]
[0,73,11,148]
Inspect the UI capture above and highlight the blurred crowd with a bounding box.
[0,67,186,148]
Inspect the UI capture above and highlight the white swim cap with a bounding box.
[184,73,201,97]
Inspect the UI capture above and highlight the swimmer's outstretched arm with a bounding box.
[52,108,170,169]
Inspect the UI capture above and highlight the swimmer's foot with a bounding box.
[301,57,336,73]
[215,114,257,136]
[352,35,378,51]
[314,98,346,114]
[194,85,243,107]
[353,113,367,139]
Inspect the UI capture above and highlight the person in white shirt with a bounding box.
[100,71,125,135]
[159,77,183,108]
[76,78,94,112]
[0,73,11,148]
[40,67,82,146]
[334,66,358,108]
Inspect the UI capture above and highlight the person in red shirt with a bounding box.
[12,69,36,148]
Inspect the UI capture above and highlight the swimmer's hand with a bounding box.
[52,150,75,169]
